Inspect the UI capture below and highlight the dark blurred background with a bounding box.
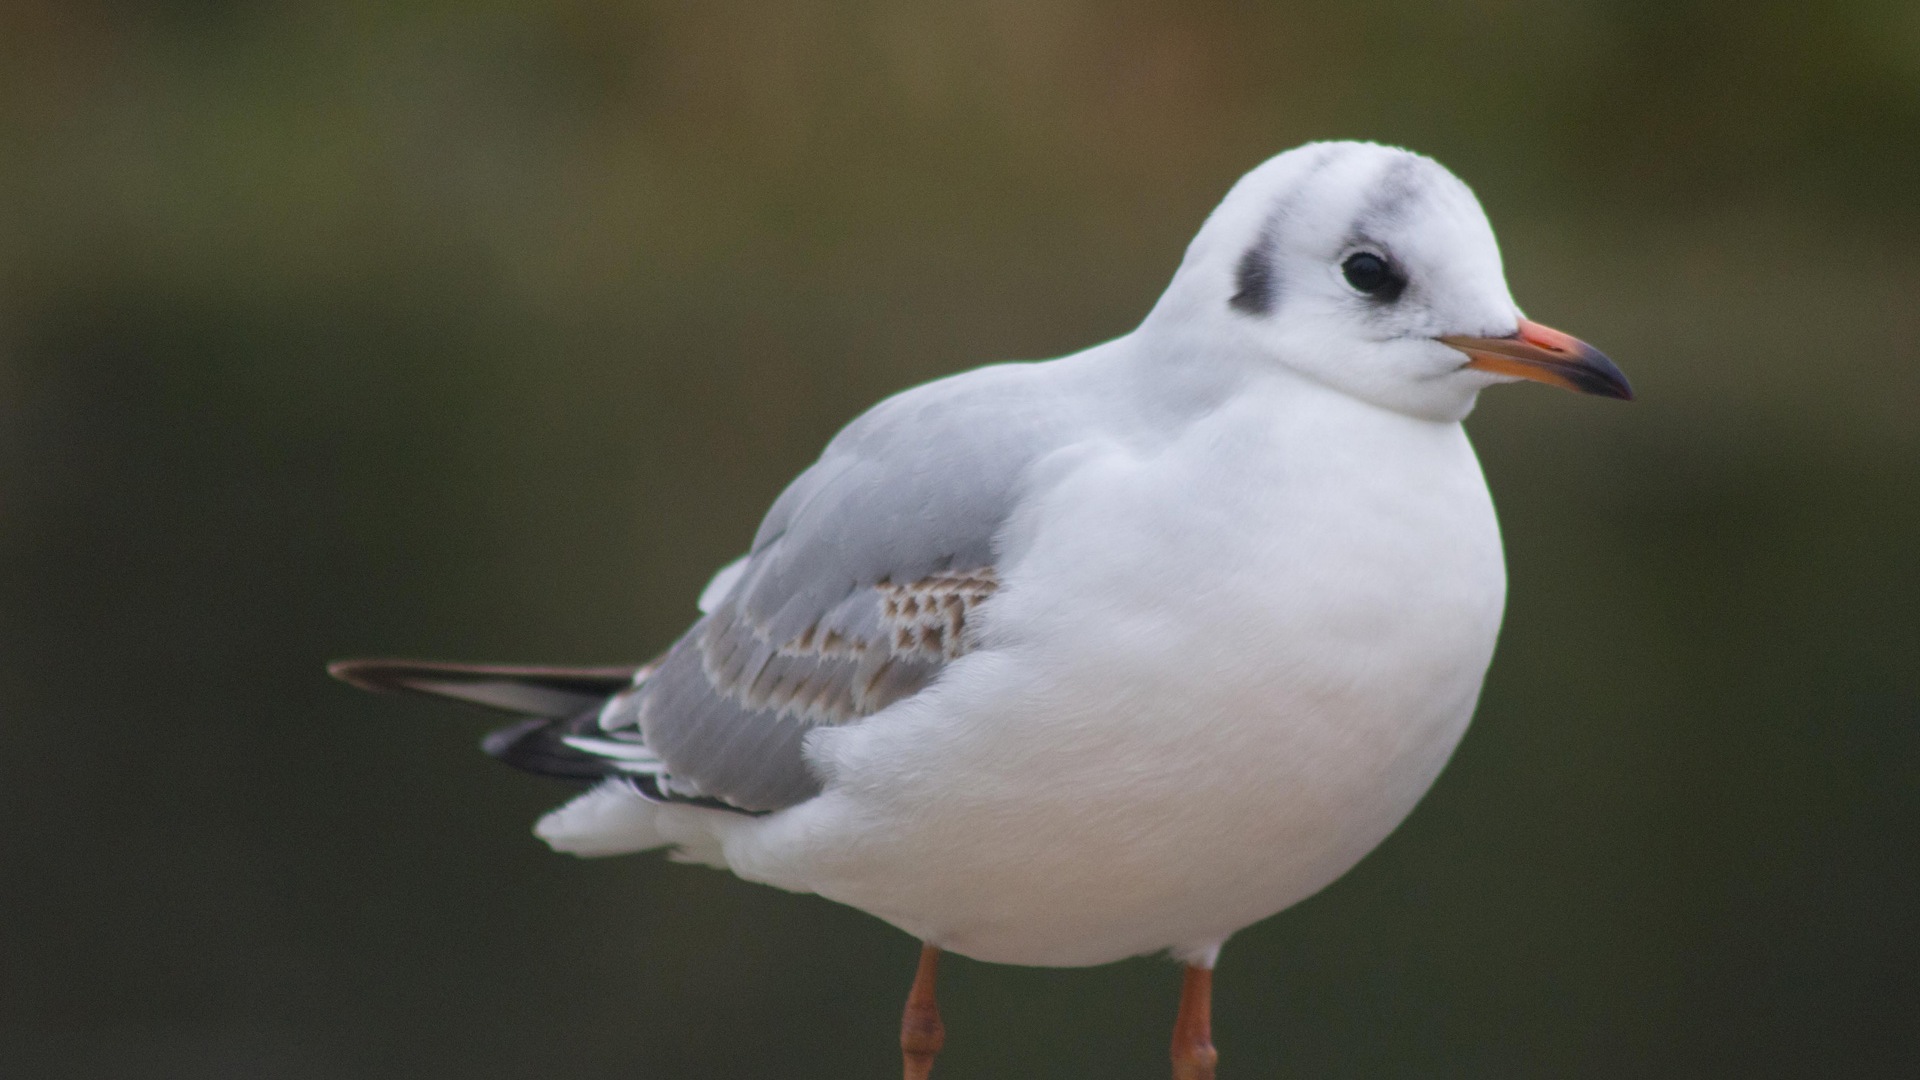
[2,2,1916,1077]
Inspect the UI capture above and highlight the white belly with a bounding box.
[722,387,1507,967]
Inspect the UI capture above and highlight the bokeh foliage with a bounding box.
[1,2,1915,1077]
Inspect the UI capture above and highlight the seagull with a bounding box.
[332,140,1630,1080]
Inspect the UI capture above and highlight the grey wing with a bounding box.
[589,362,1083,812]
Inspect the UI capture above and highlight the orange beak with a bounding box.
[1440,318,1633,400]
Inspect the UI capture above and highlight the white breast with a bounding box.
[724,374,1507,968]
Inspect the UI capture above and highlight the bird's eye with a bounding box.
[1341,252,1403,300]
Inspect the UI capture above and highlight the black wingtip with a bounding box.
[326,657,648,718]
[328,658,407,694]
[479,716,613,781]
[327,658,644,692]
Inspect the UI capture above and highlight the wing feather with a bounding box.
[613,362,1082,811]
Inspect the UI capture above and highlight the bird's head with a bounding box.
[1148,140,1631,422]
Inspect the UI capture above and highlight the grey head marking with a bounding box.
[1225,143,1346,319]
[1336,156,1433,310]
[1229,233,1277,315]
[1350,155,1424,238]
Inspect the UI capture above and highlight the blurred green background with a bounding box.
[3,2,1916,1077]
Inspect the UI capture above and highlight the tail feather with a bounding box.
[329,655,756,817]
[329,658,646,782]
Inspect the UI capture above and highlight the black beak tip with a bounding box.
[1575,346,1635,401]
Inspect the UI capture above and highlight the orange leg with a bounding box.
[901,943,946,1080]
[1170,964,1219,1080]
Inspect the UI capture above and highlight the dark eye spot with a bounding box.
[1230,243,1276,316]
[1341,252,1404,301]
